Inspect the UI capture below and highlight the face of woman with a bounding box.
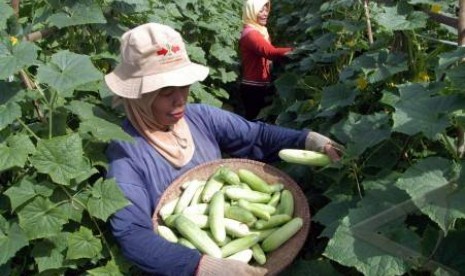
[257,2,270,26]
[151,85,190,126]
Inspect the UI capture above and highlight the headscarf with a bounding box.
[242,0,270,41]
[121,92,195,168]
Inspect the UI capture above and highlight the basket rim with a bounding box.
[153,158,311,275]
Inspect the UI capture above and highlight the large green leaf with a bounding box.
[0,102,21,131]
[17,197,68,240]
[373,2,427,31]
[47,0,106,28]
[0,134,35,172]
[339,50,408,83]
[331,112,391,156]
[66,227,102,260]
[87,260,125,276]
[323,184,423,275]
[80,117,133,143]
[0,2,14,29]
[3,178,54,212]
[0,223,28,266]
[36,50,103,94]
[395,157,465,233]
[0,41,38,80]
[110,0,152,13]
[30,134,90,186]
[87,178,130,221]
[392,83,465,139]
[32,236,69,273]
[319,84,357,113]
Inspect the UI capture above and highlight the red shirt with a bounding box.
[239,29,292,85]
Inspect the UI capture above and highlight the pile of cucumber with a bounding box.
[156,166,304,265]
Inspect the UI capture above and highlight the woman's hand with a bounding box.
[305,131,344,162]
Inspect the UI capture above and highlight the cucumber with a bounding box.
[277,189,294,217]
[254,214,292,230]
[278,149,331,167]
[267,191,281,207]
[251,244,266,265]
[159,197,179,220]
[224,218,250,238]
[178,237,196,249]
[221,233,260,258]
[175,180,204,214]
[218,166,241,185]
[182,203,209,215]
[237,169,273,193]
[157,225,178,243]
[224,187,271,203]
[201,170,224,203]
[225,249,253,263]
[237,199,272,221]
[174,215,222,258]
[224,205,257,226]
[261,217,303,252]
[209,191,226,244]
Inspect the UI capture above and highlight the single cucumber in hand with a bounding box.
[278,149,331,167]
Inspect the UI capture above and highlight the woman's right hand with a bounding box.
[196,255,267,276]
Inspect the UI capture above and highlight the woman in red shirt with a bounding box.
[239,0,293,120]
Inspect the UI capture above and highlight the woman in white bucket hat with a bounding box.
[105,22,342,275]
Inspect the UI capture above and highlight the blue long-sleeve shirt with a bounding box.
[106,104,308,275]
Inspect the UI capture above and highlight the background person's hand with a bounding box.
[305,131,344,162]
[196,255,267,276]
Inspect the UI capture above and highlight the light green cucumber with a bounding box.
[209,191,226,244]
[237,169,273,193]
[278,149,331,166]
[224,187,271,203]
[221,233,260,258]
[261,217,303,252]
[174,215,222,258]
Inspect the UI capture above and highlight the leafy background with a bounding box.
[1,0,464,275]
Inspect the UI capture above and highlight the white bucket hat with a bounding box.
[105,23,210,99]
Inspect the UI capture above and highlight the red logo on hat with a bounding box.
[156,44,180,56]
[157,48,168,56]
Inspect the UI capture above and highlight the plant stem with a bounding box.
[16,118,40,141]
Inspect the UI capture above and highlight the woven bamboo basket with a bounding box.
[152,158,311,275]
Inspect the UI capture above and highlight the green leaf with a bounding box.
[31,134,90,186]
[36,50,103,94]
[80,117,133,143]
[319,84,357,112]
[275,73,300,100]
[0,102,21,131]
[0,2,14,29]
[47,0,106,28]
[392,83,465,139]
[66,227,102,260]
[87,178,130,221]
[87,260,125,276]
[32,239,66,273]
[395,157,465,233]
[17,197,68,240]
[0,223,29,266]
[423,228,465,274]
[0,41,39,80]
[331,112,391,156]
[0,134,35,172]
[373,3,427,31]
[110,0,152,13]
[4,179,37,211]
